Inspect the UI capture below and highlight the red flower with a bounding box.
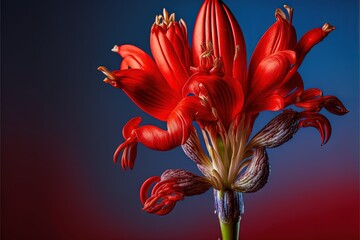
[99,1,347,216]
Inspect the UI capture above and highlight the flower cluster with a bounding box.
[99,0,347,216]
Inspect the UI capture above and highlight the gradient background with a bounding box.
[2,0,359,239]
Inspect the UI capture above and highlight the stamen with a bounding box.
[234,45,240,61]
[154,8,176,28]
[97,66,116,81]
[211,169,224,190]
[275,8,287,20]
[283,5,294,23]
[163,8,169,23]
[200,42,214,58]
[322,22,335,33]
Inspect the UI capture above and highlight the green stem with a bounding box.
[220,220,240,240]
[214,190,244,240]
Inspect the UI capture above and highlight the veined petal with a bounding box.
[248,110,299,149]
[222,2,247,87]
[249,50,296,98]
[101,67,180,121]
[140,169,212,215]
[181,130,213,173]
[151,11,192,92]
[298,112,332,145]
[249,6,296,82]
[183,73,244,129]
[193,0,245,81]
[232,148,269,193]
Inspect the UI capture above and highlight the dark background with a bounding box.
[2,0,359,239]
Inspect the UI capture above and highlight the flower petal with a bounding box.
[298,112,332,145]
[116,44,159,74]
[134,96,215,150]
[222,2,247,87]
[246,94,284,113]
[249,6,296,81]
[151,18,191,92]
[295,23,335,68]
[248,50,296,102]
[232,148,269,193]
[114,96,215,170]
[323,96,349,115]
[140,169,211,215]
[193,0,246,81]
[183,73,244,129]
[248,110,299,149]
[110,68,181,121]
[276,72,304,107]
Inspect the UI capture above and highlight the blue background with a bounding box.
[2,0,359,239]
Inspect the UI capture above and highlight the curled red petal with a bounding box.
[141,169,211,215]
[323,96,349,116]
[140,176,161,205]
[122,117,142,139]
[134,96,215,151]
[298,112,332,145]
[113,134,137,169]
[300,88,323,101]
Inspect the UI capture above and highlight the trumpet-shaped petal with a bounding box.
[193,0,247,83]
[249,6,296,82]
[295,23,335,68]
[140,169,211,215]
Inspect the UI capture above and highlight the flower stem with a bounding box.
[220,220,240,240]
[214,190,244,240]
